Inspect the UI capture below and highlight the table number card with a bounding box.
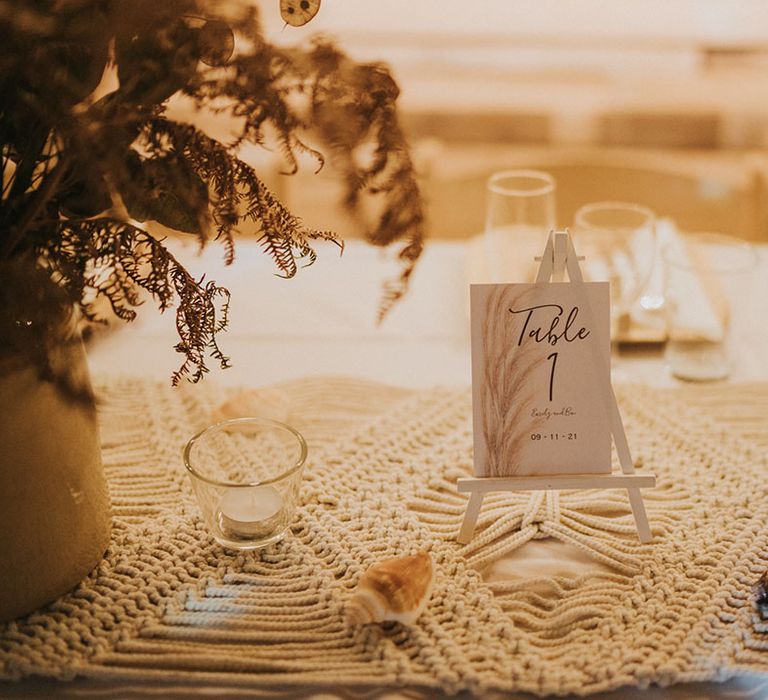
[470,282,612,476]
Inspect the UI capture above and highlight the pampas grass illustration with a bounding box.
[480,286,547,477]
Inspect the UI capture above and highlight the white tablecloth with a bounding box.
[86,236,768,388]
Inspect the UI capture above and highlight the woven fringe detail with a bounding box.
[1,378,767,696]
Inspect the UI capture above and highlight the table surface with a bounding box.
[85,235,768,389]
[6,235,768,699]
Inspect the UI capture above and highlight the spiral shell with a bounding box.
[345,550,434,626]
[212,388,290,424]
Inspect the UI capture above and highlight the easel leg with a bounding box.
[457,490,485,544]
[626,488,652,543]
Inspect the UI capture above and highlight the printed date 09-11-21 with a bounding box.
[530,433,578,441]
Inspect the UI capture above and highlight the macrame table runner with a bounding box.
[1,376,768,696]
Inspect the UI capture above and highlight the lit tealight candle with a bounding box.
[217,486,284,539]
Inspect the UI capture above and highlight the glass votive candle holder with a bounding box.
[183,417,307,550]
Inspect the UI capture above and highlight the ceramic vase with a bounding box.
[0,263,111,621]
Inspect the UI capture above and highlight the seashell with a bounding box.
[345,550,434,626]
[212,388,290,424]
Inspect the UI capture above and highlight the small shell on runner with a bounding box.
[345,550,434,626]
[212,388,290,424]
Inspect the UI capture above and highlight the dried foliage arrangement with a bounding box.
[0,0,424,383]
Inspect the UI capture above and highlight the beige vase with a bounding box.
[0,266,111,622]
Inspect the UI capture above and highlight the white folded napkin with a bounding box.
[660,222,727,343]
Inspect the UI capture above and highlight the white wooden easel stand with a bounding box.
[457,230,656,545]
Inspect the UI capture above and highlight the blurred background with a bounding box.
[83,0,768,384]
[244,0,768,242]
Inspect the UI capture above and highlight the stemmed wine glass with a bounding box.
[484,170,556,283]
[572,202,656,342]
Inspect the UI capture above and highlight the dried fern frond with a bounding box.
[186,29,424,317]
[42,218,231,384]
[142,118,343,277]
[306,45,426,317]
[1,0,425,386]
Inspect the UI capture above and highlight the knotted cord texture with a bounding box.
[1,377,767,696]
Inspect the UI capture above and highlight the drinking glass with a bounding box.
[572,202,656,339]
[484,169,556,282]
[664,232,757,381]
[184,417,307,550]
